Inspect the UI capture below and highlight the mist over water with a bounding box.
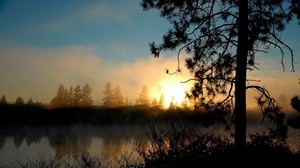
[0,120,299,166]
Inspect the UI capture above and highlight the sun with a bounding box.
[161,83,186,108]
[158,76,191,109]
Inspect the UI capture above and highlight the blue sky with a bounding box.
[0,0,171,61]
[0,0,300,109]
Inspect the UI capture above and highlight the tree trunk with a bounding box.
[235,0,248,152]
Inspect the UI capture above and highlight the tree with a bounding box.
[102,82,114,107]
[0,95,7,104]
[67,86,74,106]
[125,97,129,106]
[141,0,300,150]
[158,93,164,108]
[288,95,300,129]
[113,85,124,106]
[291,96,300,113]
[137,85,150,105]
[81,83,93,106]
[27,98,34,105]
[50,84,68,108]
[15,96,24,105]
[151,97,158,106]
[73,85,82,106]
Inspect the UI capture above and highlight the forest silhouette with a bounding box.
[2,0,300,167]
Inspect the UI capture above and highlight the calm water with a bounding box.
[0,124,150,166]
[0,123,299,166]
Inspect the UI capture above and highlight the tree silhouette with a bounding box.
[67,86,74,106]
[151,97,158,106]
[81,83,93,106]
[102,82,114,107]
[15,96,24,105]
[288,95,300,129]
[158,93,164,108]
[50,84,93,108]
[291,96,300,113]
[73,85,82,107]
[125,97,129,106]
[137,85,150,105]
[141,0,300,150]
[27,98,34,105]
[50,84,68,108]
[113,85,124,106]
[0,95,7,104]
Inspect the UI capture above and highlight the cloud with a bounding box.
[38,1,134,32]
[1,44,299,110]
[0,44,192,104]
[246,56,300,111]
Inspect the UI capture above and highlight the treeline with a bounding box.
[0,95,41,105]
[49,82,166,108]
[50,83,93,108]
[102,82,164,108]
[0,82,187,109]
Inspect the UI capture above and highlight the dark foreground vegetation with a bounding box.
[1,123,300,168]
[1,105,300,167]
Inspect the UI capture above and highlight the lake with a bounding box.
[0,124,151,166]
[0,122,299,167]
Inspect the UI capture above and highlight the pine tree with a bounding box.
[0,95,7,104]
[28,98,34,105]
[158,93,164,108]
[113,85,124,106]
[102,82,114,107]
[73,85,82,107]
[15,97,24,105]
[141,0,300,150]
[151,97,158,106]
[50,84,68,108]
[81,83,93,106]
[137,85,150,105]
[67,86,74,106]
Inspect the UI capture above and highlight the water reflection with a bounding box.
[48,126,92,159]
[0,124,149,164]
[0,123,299,165]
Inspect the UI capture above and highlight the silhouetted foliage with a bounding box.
[288,96,300,129]
[158,93,164,108]
[50,84,93,108]
[67,86,73,106]
[81,83,93,106]
[141,0,300,149]
[50,84,69,108]
[0,95,7,104]
[0,105,300,166]
[73,85,82,106]
[136,85,150,105]
[102,82,114,107]
[125,97,130,106]
[113,85,125,106]
[15,96,24,105]
[136,123,300,167]
[291,96,300,113]
[27,98,34,105]
[151,97,158,106]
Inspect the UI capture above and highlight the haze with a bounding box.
[0,0,300,111]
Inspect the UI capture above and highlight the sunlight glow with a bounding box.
[162,82,186,108]
[151,76,192,109]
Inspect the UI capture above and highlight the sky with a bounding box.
[0,0,300,110]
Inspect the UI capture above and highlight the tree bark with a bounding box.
[235,0,248,151]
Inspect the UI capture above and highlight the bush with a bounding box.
[136,123,300,167]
